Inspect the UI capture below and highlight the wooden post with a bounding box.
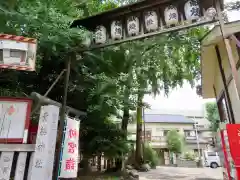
[53,57,71,179]
[224,38,240,100]
[215,0,240,100]
[215,46,235,124]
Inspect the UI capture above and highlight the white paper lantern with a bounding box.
[205,7,217,20]
[111,20,123,40]
[127,16,140,36]
[164,5,179,26]
[145,11,158,32]
[95,25,107,44]
[184,0,200,21]
[82,34,92,47]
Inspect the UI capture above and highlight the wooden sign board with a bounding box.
[0,34,37,71]
[0,97,32,143]
[29,105,59,180]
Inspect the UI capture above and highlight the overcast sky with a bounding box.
[144,0,240,111]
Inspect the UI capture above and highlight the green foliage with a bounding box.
[166,129,185,153]
[183,150,197,161]
[225,1,240,11]
[81,116,130,158]
[143,143,159,167]
[206,102,220,132]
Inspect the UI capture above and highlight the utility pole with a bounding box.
[194,116,201,160]
[53,56,72,180]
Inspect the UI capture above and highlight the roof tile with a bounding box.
[143,114,194,124]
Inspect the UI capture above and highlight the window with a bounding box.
[185,130,196,137]
[156,128,164,136]
[163,130,169,136]
[10,50,23,58]
[217,94,231,124]
[0,50,3,62]
[235,32,240,59]
[197,124,205,128]
[207,152,217,156]
[189,131,196,137]
[141,130,152,141]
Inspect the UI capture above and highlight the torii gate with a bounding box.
[67,0,240,179]
[58,0,240,179]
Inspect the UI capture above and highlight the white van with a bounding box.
[204,151,221,168]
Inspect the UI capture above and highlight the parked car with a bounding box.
[204,151,221,168]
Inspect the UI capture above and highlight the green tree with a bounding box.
[166,129,185,164]
[166,129,184,154]
[1,0,208,172]
[129,27,206,166]
[205,102,220,132]
[1,1,131,172]
[225,1,240,11]
[143,143,159,168]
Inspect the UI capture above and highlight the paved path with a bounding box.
[139,166,223,180]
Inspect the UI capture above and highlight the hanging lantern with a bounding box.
[82,36,91,47]
[95,25,107,44]
[205,7,217,20]
[184,0,200,21]
[110,20,123,40]
[81,32,92,47]
[145,11,158,32]
[127,16,140,36]
[164,5,179,26]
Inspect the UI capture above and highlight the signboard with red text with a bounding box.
[59,117,80,178]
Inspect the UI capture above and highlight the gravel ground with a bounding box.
[139,166,223,180]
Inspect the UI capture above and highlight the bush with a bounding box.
[143,143,159,168]
[183,151,196,161]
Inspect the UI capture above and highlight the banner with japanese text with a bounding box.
[28,105,59,180]
[59,117,80,178]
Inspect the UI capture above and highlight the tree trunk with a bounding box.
[97,154,102,172]
[107,159,111,169]
[122,86,130,132]
[122,107,130,132]
[135,94,143,167]
[80,155,91,175]
[103,157,107,169]
[114,87,130,171]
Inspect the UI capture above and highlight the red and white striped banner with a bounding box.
[0,64,34,71]
[0,34,37,44]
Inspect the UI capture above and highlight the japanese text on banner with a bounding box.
[59,117,80,178]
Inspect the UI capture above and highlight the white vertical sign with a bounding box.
[14,152,27,180]
[0,152,14,179]
[28,105,59,180]
[59,117,80,178]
